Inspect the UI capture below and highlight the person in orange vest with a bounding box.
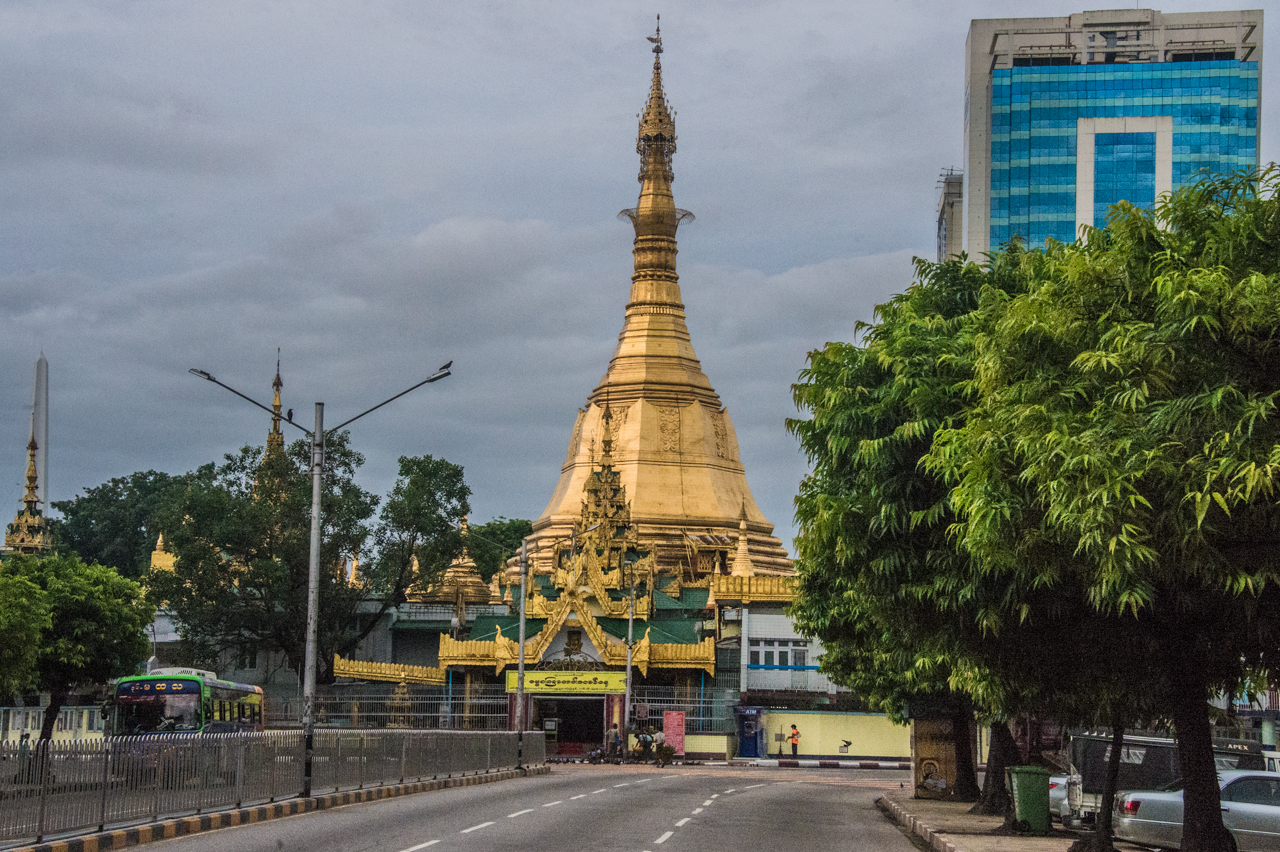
[789,724,800,757]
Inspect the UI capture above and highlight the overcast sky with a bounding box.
[2,1,1274,552]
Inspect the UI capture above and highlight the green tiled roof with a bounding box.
[468,616,547,641]
[597,616,701,646]
[653,587,710,610]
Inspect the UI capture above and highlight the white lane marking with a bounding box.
[570,794,586,800]
[543,800,562,807]
[614,782,631,787]
[744,783,765,789]
[692,808,703,814]
[507,809,533,818]
[635,778,651,783]
[710,794,719,799]
[655,831,674,844]
[724,788,736,793]
[675,818,690,827]
[702,799,713,806]
[592,788,607,794]
[460,822,494,833]
[399,842,440,852]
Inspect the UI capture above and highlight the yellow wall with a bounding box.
[759,711,910,759]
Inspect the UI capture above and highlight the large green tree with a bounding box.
[148,438,471,683]
[5,553,152,740]
[933,167,1280,852]
[52,470,181,578]
[789,249,1168,834]
[0,570,50,698]
[468,517,533,582]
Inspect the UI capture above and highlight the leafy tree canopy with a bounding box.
[0,569,51,698]
[147,437,471,683]
[5,553,152,739]
[51,470,181,578]
[929,167,1280,852]
[468,517,533,582]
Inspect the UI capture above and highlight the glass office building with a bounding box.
[989,61,1258,247]
[964,10,1263,257]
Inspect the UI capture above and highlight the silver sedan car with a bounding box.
[1114,770,1280,851]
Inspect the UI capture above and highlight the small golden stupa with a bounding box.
[5,426,53,555]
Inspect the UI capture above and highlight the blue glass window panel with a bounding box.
[988,61,1258,248]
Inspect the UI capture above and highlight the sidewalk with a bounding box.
[876,789,1147,852]
[724,758,910,769]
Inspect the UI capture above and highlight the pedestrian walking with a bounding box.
[653,726,666,767]
[789,724,800,757]
[606,722,621,758]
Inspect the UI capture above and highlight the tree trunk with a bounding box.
[972,720,1018,816]
[1169,650,1235,852]
[39,687,68,742]
[1096,720,1125,848]
[951,699,982,802]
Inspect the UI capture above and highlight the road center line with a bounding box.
[710,794,719,799]
[692,807,703,814]
[724,789,736,793]
[399,841,440,852]
[614,782,630,787]
[460,822,494,834]
[635,778,651,783]
[543,801,562,807]
[507,809,534,818]
[702,799,713,806]
[675,818,690,827]
[744,783,765,789]
[571,794,586,800]
[592,788,607,794]
[655,831,674,844]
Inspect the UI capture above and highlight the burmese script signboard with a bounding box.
[504,671,628,694]
[663,711,685,755]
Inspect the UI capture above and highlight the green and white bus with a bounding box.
[110,668,265,735]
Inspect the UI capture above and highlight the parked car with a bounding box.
[1114,770,1280,851]
[1064,731,1264,827]
[1050,775,1068,821]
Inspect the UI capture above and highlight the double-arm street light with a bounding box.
[189,362,451,796]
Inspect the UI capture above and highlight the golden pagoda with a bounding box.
[414,516,491,610]
[521,21,792,579]
[5,426,52,555]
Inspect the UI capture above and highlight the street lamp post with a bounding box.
[515,538,529,767]
[189,362,451,797]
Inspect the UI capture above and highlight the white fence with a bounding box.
[0,730,544,848]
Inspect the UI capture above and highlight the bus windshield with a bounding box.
[115,679,203,734]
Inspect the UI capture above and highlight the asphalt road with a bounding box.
[147,764,917,852]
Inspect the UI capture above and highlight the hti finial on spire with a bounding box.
[646,15,662,54]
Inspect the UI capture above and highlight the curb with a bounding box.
[721,759,911,769]
[10,765,550,852]
[876,795,965,852]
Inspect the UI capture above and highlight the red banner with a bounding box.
[664,711,685,755]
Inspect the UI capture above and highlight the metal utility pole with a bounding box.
[189,362,451,797]
[624,561,635,753]
[516,538,529,767]
[300,403,323,795]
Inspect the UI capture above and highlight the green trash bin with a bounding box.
[1007,765,1051,835]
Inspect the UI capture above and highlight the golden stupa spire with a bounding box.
[524,20,793,578]
[21,432,40,515]
[267,350,284,455]
[5,417,52,555]
[622,14,692,309]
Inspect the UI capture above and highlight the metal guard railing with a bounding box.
[0,730,544,848]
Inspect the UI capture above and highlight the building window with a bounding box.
[237,649,259,671]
